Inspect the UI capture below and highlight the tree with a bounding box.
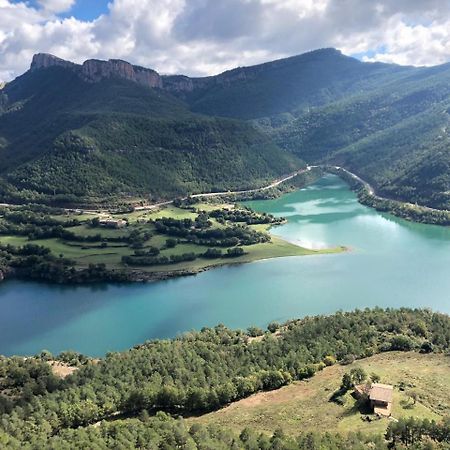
[166,238,177,248]
[323,355,336,366]
[407,390,418,405]
[247,326,264,337]
[341,373,353,391]
[390,335,415,351]
[267,322,280,333]
[226,247,245,257]
[350,367,367,385]
[370,372,380,383]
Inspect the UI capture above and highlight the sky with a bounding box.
[1,0,450,81]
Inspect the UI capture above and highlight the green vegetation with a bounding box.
[271,66,450,211]
[0,308,449,448]
[328,167,450,225]
[175,48,411,120]
[0,201,333,283]
[1,49,450,216]
[191,352,450,437]
[0,66,300,205]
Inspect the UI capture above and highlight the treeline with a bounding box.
[0,411,409,449]
[2,408,448,449]
[122,246,245,266]
[1,309,449,447]
[0,243,129,283]
[386,417,450,448]
[154,217,269,246]
[359,192,450,226]
[209,207,283,225]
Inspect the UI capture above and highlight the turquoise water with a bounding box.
[0,174,449,356]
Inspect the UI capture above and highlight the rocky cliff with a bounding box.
[80,59,162,88]
[30,53,162,89]
[31,53,76,71]
[28,53,264,93]
[28,49,343,94]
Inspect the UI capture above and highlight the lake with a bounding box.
[1,174,449,356]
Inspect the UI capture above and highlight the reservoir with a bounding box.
[1,174,449,356]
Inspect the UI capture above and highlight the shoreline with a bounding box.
[324,166,450,226]
[0,237,346,286]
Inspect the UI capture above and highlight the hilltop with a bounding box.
[1,308,449,448]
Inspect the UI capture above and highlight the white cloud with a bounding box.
[1,0,450,82]
[38,0,76,13]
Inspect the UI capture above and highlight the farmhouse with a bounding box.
[99,218,127,229]
[369,383,393,416]
[354,383,393,417]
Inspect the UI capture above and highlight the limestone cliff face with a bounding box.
[30,54,162,89]
[81,59,162,88]
[31,53,76,71]
[29,53,256,92]
[162,66,259,94]
[161,75,195,93]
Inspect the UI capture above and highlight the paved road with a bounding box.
[134,167,311,211]
[0,168,311,215]
[321,165,449,214]
[1,165,447,216]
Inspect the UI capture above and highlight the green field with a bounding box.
[188,352,450,436]
[0,202,344,277]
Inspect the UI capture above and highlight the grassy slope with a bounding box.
[188,352,450,436]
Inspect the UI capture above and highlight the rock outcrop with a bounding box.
[31,53,76,71]
[30,54,162,89]
[29,53,262,92]
[81,59,162,88]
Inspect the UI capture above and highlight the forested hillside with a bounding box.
[0,48,449,210]
[272,63,450,209]
[166,48,412,120]
[1,308,450,448]
[164,48,450,211]
[0,63,299,205]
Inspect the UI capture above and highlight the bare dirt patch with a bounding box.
[49,361,78,378]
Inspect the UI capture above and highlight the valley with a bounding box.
[0,48,449,213]
[1,41,450,450]
[0,175,449,357]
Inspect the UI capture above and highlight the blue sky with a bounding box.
[61,0,110,20]
[1,0,450,81]
[13,0,110,20]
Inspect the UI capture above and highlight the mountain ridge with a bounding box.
[1,48,449,209]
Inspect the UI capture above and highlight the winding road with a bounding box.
[0,165,448,216]
[133,167,312,212]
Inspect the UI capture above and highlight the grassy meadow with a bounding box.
[187,352,450,436]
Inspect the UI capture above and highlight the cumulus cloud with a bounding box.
[1,0,450,81]
[38,0,76,14]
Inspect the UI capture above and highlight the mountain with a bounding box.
[0,49,449,209]
[0,55,300,205]
[164,48,414,120]
[271,62,450,209]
